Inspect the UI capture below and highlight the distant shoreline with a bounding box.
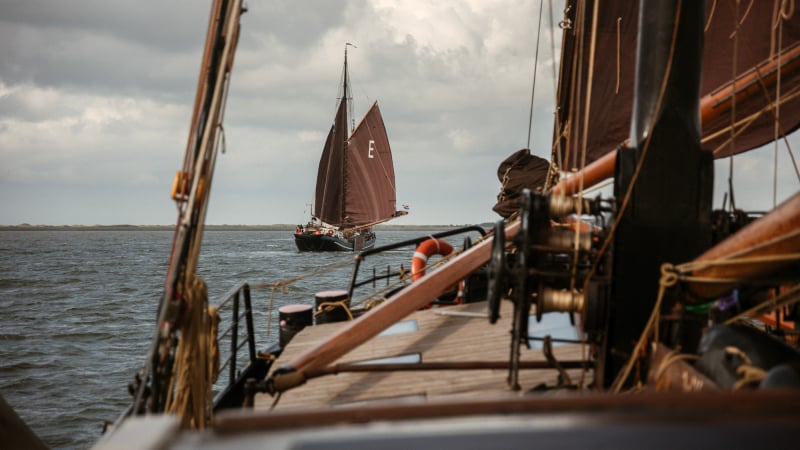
[0,224,480,232]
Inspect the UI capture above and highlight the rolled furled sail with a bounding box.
[554,1,800,168]
[343,102,397,226]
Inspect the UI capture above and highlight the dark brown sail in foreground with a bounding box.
[554,2,800,168]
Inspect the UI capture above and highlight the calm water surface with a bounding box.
[0,228,461,449]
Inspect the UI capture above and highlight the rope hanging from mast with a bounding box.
[129,0,246,426]
[527,0,545,149]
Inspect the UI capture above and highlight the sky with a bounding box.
[1,0,797,226]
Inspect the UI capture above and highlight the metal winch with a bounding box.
[486,189,615,388]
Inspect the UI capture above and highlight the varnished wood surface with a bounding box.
[275,221,519,378]
[258,301,592,411]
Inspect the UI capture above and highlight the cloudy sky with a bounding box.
[1,0,797,226]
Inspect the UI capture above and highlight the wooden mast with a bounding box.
[339,45,350,226]
[138,0,244,415]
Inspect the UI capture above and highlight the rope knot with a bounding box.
[659,263,680,288]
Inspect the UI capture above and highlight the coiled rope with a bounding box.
[612,243,800,393]
[165,276,220,429]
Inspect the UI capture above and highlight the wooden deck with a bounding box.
[258,301,593,411]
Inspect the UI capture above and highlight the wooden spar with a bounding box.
[142,0,243,415]
[552,150,617,196]
[180,1,217,174]
[700,43,800,126]
[687,191,800,300]
[270,220,519,392]
[550,43,800,195]
[346,211,409,233]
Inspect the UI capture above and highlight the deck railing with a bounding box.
[347,225,488,300]
[215,282,257,387]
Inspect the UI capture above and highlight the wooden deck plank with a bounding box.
[257,301,592,411]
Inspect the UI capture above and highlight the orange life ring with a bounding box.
[327,229,334,236]
[411,239,454,282]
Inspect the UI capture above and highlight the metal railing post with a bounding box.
[243,284,256,362]
[230,289,239,386]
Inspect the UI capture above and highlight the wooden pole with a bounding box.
[550,43,800,196]
[270,220,521,392]
[687,191,800,299]
[700,43,800,126]
[552,150,617,196]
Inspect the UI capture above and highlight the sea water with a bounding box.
[0,228,457,449]
[0,227,575,449]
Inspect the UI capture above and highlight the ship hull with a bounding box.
[293,231,375,252]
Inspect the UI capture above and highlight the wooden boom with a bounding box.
[688,191,800,300]
[553,43,800,192]
[270,219,520,392]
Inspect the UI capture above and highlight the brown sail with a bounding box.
[554,2,800,167]
[315,99,397,227]
[314,97,348,226]
[296,46,405,252]
[342,101,398,226]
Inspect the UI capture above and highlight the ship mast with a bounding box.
[130,0,245,423]
[339,43,355,225]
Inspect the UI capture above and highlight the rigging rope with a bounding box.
[564,0,601,292]
[544,0,564,191]
[315,300,354,321]
[581,0,683,295]
[727,0,742,212]
[611,263,678,393]
[616,17,621,94]
[527,0,545,149]
[250,260,352,337]
[653,349,699,391]
[611,239,800,393]
[164,276,219,429]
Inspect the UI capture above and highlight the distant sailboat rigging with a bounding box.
[294,45,406,252]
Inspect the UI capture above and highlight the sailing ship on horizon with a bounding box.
[294,44,407,252]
